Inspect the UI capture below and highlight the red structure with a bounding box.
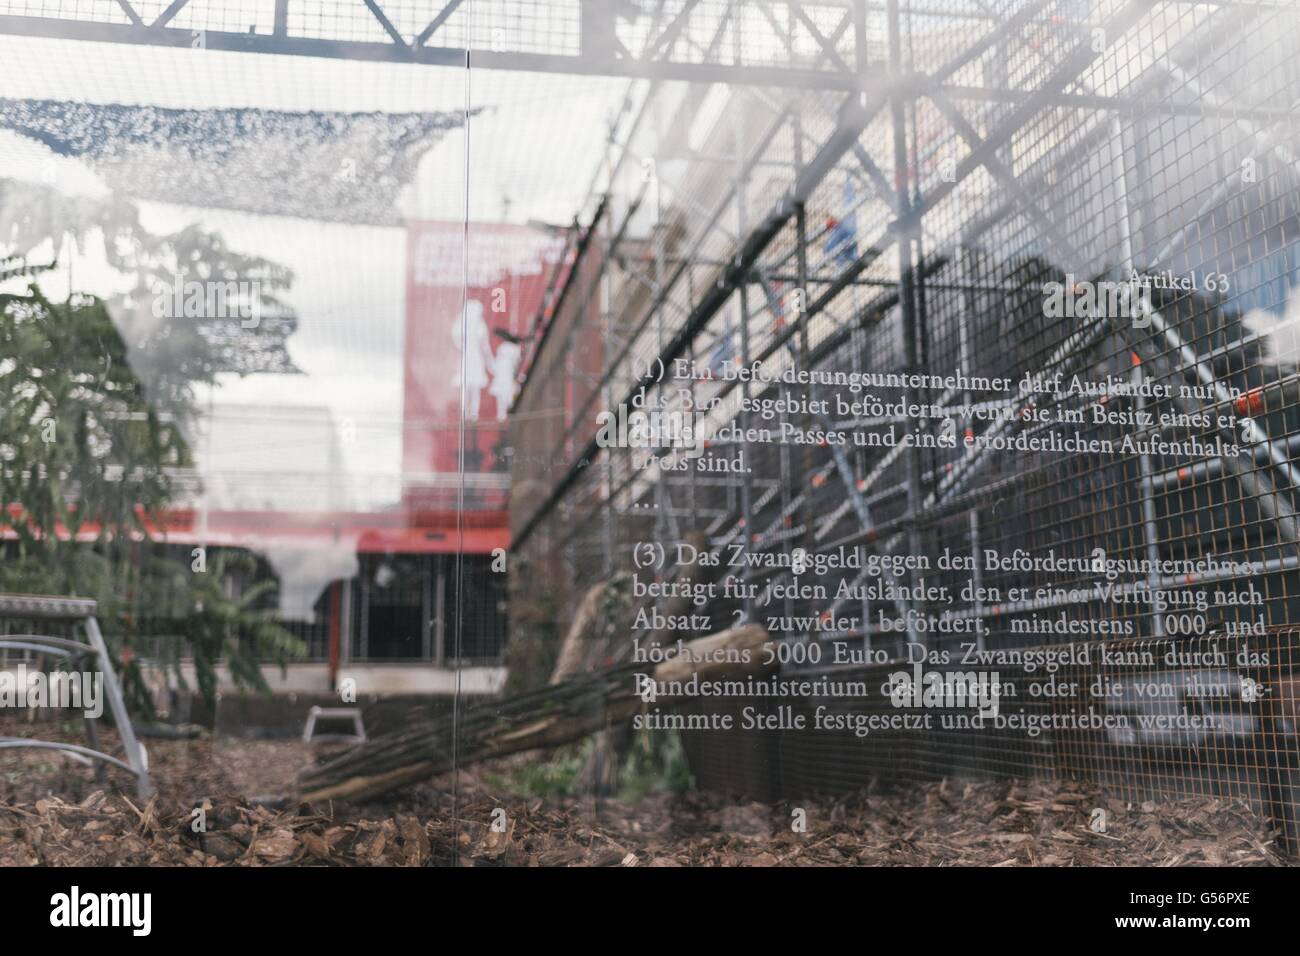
[402,220,565,503]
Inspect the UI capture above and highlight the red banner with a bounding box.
[402,221,564,512]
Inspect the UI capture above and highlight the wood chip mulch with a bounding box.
[0,734,1289,865]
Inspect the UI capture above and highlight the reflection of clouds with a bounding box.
[135,202,407,369]
[0,129,109,198]
[202,379,403,513]
[452,299,493,421]
[0,49,621,523]
[1241,287,1300,365]
[136,205,409,508]
[199,402,347,510]
[261,540,360,623]
[490,340,522,421]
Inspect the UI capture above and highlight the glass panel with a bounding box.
[1,0,1298,885]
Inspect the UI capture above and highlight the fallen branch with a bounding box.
[298,624,772,803]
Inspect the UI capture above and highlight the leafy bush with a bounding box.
[0,288,302,714]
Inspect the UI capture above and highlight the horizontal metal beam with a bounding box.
[939,82,1291,123]
[0,634,98,657]
[0,593,97,619]
[0,739,140,777]
[0,14,861,90]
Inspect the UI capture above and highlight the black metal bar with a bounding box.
[642,0,702,62]
[360,0,408,49]
[415,0,464,47]
[514,0,1115,553]
[113,0,144,28]
[544,103,804,460]
[153,0,193,29]
[887,0,924,645]
[926,86,1078,266]
[889,0,1161,238]
[0,15,859,90]
[940,82,1292,123]
[792,3,852,74]
[512,92,879,551]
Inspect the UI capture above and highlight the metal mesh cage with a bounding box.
[509,0,1300,850]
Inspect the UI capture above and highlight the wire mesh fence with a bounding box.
[509,0,1300,850]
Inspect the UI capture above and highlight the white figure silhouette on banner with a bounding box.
[489,329,523,421]
[452,299,494,421]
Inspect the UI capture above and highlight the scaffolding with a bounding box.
[508,0,1300,847]
[5,0,1299,849]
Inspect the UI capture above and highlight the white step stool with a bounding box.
[302,706,366,744]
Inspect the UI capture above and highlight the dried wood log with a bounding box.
[298,624,771,803]
[549,581,609,685]
[573,532,715,792]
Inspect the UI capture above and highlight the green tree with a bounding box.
[0,286,303,715]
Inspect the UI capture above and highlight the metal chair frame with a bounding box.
[0,593,152,799]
